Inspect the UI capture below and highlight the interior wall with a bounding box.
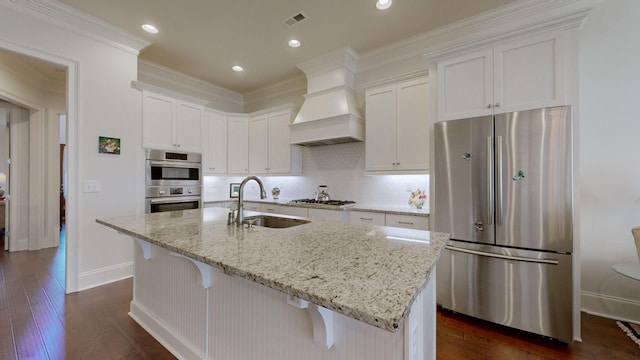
[578,0,640,321]
[0,2,143,291]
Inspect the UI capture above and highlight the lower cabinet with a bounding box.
[278,206,309,217]
[260,203,281,214]
[348,211,385,226]
[243,202,261,211]
[385,214,429,230]
[308,208,347,222]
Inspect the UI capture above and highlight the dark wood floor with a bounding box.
[1,231,639,360]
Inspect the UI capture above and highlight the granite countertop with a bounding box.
[205,198,430,217]
[97,208,447,332]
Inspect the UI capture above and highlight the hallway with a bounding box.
[0,230,174,359]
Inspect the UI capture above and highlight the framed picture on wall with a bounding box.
[98,136,121,154]
[230,183,240,198]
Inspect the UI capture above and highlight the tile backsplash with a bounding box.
[203,142,429,208]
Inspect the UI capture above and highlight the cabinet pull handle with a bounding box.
[399,221,414,225]
[360,217,373,221]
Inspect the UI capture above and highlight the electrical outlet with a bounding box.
[83,180,101,193]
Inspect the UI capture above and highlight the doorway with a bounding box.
[0,47,73,293]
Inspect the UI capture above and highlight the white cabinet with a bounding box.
[385,214,429,231]
[349,211,385,226]
[248,107,301,174]
[308,208,346,222]
[260,203,280,214]
[365,77,429,172]
[437,32,565,121]
[227,115,249,174]
[202,109,227,174]
[278,206,309,217]
[243,202,261,211]
[142,90,204,153]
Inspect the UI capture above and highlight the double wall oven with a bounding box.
[145,149,202,213]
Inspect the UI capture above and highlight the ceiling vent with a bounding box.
[282,12,307,28]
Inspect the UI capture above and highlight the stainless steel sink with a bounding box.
[243,215,310,229]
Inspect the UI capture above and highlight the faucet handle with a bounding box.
[227,209,237,225]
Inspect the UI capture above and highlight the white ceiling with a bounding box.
[54,0,514,94]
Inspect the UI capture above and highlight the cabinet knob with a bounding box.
[494,102,500,108]
[487,104,493,109]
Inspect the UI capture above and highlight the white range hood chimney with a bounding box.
[290,47,364,146]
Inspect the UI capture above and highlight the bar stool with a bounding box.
[611,226,640,281]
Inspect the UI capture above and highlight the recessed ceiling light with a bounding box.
[232,65,244,72]
[288,39,301,48]
[141,24,159,34]
[376,0,392,10]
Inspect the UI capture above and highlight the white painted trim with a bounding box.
[131,80,209,106]
[360,70,428,90]
[5,0,150,54]
[129,301,205,360]
[138,60,243,107]
[581,290,640,324]
[77,261,133,291]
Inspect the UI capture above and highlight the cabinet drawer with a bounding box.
[260,203,281,214]
[385,214,429,230]
[243,202,261,211]
[308,208,346,222]
[278,206,309,217]
[349,211,385,226]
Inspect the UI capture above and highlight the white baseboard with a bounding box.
[581,291,640,323]
[129,301,204,360]
[77,261,133,291]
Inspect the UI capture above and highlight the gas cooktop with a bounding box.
[289,199,356,206]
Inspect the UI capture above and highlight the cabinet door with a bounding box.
[396,78,429,171]
[494,33,565,114]
[267,110,293,174]
[227,115,249,174]
[142,91,175,151]
[248,114,269,174]
[385,214,429,230]
[203,110,227,174]
[437,49,493,120]
[349,211,385,226]
[365,85,397,171]
[175,101,203,153]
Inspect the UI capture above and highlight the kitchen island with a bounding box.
[97,207,447,360]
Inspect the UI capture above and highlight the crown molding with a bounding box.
[3,0,151,55]
[360,70,428,90]
[243,74,306,108]
[138,59,243,108]
[296,46,359,77]
[357,0,598,71]
[131,81,209,106]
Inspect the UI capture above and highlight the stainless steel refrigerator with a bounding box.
[433,106,574,342]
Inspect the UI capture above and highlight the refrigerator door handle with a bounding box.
[445,245,560,265]
[486,136,494,225]
[496,135,503,225]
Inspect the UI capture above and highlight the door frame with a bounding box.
[0,40,79,293]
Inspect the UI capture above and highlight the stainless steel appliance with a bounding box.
[433,106,574,342]
[145,149,202,213]
[289,199,356,207]
[146,149,201,186]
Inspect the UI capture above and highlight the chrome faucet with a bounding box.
[236,176,267,226]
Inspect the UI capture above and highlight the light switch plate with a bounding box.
[83,180,100,193]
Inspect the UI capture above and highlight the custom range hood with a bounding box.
[290,47,364,146]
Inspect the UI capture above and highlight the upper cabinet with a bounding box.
[365,77,429,173]
[437,32,566,121]
[227,115,249,174]
[137,82,207,153]
[248,106,301,175]
[202,109,227,174]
